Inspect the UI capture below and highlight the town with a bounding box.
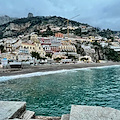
[0,14,120,69]
[1,0,120,119]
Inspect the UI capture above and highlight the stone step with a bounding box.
[61,114,70,120]
[35,116,61,120]
[20,110,35,120]
[0,101,26,120]
[69,105,120,120]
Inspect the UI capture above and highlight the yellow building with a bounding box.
[21,42,46,57]
[59,45,76,52]
[60,39,76,52]
[4,39,22,52]
[34,43,46,57]
[5,43,12,52]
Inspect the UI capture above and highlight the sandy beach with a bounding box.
[0,62,120,77]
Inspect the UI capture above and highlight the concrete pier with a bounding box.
[1,101,120,120]
[0,101,26,120]
[69,105,120,120]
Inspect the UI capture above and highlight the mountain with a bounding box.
[0,15,17,25]
[0,16,92,39]
[0,15,119,39]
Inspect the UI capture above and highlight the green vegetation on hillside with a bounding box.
[92,41,120,62]
[103,47,120,61]
[31,51,46,60]
[0,45,4,53]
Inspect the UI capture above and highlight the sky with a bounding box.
[0,0,120,31]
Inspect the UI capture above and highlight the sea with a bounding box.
[0,65,120,116]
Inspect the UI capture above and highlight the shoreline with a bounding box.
[0,62,120,77]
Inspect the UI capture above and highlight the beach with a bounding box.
[0,62,120,77]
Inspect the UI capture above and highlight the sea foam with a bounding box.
[0,65,120,82]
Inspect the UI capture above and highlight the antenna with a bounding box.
[65,14,80,38]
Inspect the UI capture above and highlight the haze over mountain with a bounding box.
[0,15,17,25]
[0,14,118,40]
[0,15,90,38]
[0,0,120,31]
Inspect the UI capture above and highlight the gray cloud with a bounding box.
[0,0,120,30]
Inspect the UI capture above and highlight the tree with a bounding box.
[54,57,61,62]
[68,54,78,61]
[46,25,51,31]
[0,31,3,39]
[45,53,52,58]
[42,28,53,37]
[74,28,82,36]
[75,42,86,56]
[81,58,88,61]
[103,47,120,62]
[77,47,86,56]
[0,45,5,53]
[31,52,40,60]
[92,41,105,62]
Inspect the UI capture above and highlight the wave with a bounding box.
[0,65,120,82]
[0,69,75,82]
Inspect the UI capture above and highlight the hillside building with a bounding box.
[21,42,46,57]
[55,33,64,38]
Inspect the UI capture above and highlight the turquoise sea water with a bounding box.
[0,65,120,116]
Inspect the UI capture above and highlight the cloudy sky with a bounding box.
[0,0,120,31]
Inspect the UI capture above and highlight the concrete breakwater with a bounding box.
[0,101,60,120]
[1,101,120,120]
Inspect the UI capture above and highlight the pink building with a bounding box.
[39,38,52,53]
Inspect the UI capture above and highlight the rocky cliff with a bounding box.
[0,15,16,25]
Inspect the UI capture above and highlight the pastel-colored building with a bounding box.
[21,42,46,57]
[50,40,61,52]
[4,39,22,53]
[60,40,76,52]
[52,52,67,59]
[55,33,64,38]
[59,45,76,52]
[39,38,52,53]
[5,43,12,52]
[21,43,35,53]
[1,53,16,60]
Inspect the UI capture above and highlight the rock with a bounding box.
[70,105,120,120]
[0,101,26,119]
[61,114,70,120]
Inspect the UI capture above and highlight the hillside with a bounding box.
[0,15,17,25]
[0,15,119,39]
[0,16,92,39]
